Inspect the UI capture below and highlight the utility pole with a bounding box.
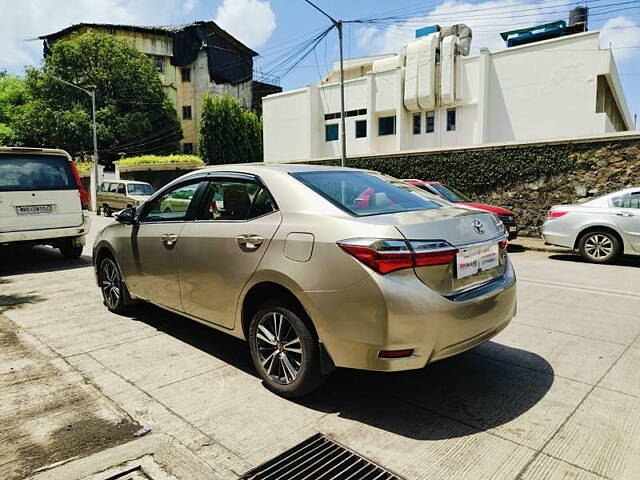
[46,74,99,211]
[303,0,347,167]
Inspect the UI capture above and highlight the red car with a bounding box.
[403,180,519,239]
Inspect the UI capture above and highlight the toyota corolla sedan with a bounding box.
[542,187,640,263]
[93,165,516,397]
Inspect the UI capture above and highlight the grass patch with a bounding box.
[118,154,204,166]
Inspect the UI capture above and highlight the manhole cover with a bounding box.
[241,433,403,479]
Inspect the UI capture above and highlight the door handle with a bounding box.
[236,234,264,251]
[616,211,634,217]
[161,233,178,248]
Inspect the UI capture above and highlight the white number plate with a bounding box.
[456,243,500,279]
[509,226,518,232]
[16,205,54,215]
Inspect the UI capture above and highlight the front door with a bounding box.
[611,190,640,252]
[178,175,282,328]
[128,180,205,311]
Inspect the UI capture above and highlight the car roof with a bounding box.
[0,146,71,158]
[196,163,367,175]
[105,180,151,185]
[402,179,442,185]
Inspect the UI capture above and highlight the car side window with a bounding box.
[108,183,117,193]
[117,183,126,195]
[140,181,203,223]
[196,178,276,221]
[612,192,640,209]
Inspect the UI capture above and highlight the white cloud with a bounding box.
[356,0,573,55]
[600,16,640,62]
[0,0,188,72]
[183,0,197,13]
[214,0,276,49]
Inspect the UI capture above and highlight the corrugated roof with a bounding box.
[38,21,258,57]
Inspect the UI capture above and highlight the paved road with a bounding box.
[1,214,639,479]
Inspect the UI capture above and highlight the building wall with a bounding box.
[263,30,632,163]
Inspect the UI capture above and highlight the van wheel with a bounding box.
[103,204,112,217]
[99,256,135,314]
[60,243,83,259]
[578,231,621,264]
[248,303,327,398]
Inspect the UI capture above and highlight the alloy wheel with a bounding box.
[255,311,303,385]
[100,258,121,309]
[584,234,613,260]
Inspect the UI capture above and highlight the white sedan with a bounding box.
[542,187,640,263]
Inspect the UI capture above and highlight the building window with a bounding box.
[182,143,194,154]
[412,113,422,134]
[426,111,435,133]
[446,108,456,131]
[355,120,367,138]
[378,116,396,136]
[325,124,339,142]
[153,56,165,74]
[182,105,192,120]
[324,109,366,121]
[181,68,191,82]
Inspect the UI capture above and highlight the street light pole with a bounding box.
[46,74,99,211]
[303,0,347,167]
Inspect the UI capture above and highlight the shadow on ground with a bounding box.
[131,304,553,441]
[0,245,91,276]
[549,252,640,268]
[0,278,45,313]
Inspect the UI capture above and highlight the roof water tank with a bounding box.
[569,6,588,31]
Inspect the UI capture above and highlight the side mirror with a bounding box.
[115,207,136,225]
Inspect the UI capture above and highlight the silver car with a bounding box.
[542,187,640,263]
[93,164,516,397]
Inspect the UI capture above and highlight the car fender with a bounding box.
[572,216,624,248]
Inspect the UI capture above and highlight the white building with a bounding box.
[262,26,633,163]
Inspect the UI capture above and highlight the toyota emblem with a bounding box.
[472,220,485,234]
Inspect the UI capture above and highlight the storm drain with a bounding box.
[241,433,403,480]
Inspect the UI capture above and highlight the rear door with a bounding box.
[0,152,82,233]
[610,190,640,251]
[177,175,282,328]
[115,183,127,210]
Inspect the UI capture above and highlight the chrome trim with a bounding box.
[453,234,508,250]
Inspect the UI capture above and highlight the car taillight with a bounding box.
[499,239,508,250]
[547,211,568,219]
[69,161,89,210]
[337,238,457,275]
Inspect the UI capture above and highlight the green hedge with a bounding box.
[74,161,93,176]
[304,142,615,194]
[118,154,204,166]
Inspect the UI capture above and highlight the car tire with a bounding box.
[98,256,135,314]
[578,230,621,264]
[103,204,112,217]
[248,302,327,398]
[60,243,83,259]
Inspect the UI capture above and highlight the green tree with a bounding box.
[199,94,263,164]
[0,74,29,145]
[14,31,181,160]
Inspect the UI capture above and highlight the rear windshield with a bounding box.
[427,184,471,203]
[127,183,155,195]
[0,155,76,192]
[291,170,444,216]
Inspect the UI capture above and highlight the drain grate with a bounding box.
[241,433,403,480]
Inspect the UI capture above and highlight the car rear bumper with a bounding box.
[541,222,574,249]
[0,213,90,244]
[302,256,517,372]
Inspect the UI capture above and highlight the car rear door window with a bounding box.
[196,178,277,221]
[291,170,443,216]
[612,192,640,209]
[0,155,75,192]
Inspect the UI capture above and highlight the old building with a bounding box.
[263,14,633,163]
[39,22,281,154]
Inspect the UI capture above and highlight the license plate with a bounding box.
[16,205,54,215]
[456,243,500,279]
[509,226,518,232]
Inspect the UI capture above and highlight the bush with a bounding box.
[199,94,262,165]
[74,161,94,176]
[118,154,204,166]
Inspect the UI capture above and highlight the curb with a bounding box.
[509,237,570,254]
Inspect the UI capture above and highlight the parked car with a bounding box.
[403,180,519,239]
[0,147,90,258]
[98,180,154,217]
[93,165,516,397]
[542,187,640,263]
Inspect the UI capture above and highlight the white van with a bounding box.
[0,147,91,258]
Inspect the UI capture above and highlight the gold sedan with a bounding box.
[93,165,516,397]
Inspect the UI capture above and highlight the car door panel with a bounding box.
[611,191,640,252]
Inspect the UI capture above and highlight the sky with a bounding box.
[0,0,638,125]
